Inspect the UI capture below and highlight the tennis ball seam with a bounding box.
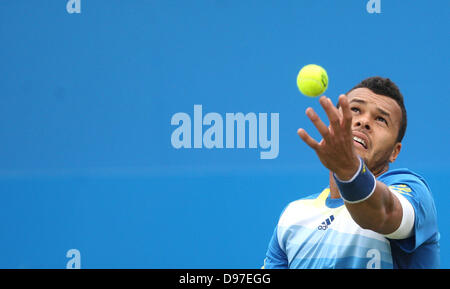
[299,78,326,97]
[300,77,325,90]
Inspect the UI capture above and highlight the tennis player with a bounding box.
[263,77,440,269]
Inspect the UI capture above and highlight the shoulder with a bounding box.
[378,168,433,200]
[281,191,322,214]
[378,168,429,187]
[277,189,327,227]
[380,168,438,232]
[380,169,440,256]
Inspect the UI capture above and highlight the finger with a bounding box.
[305,107,331,142]
[319,96,341,132]
[297,128,320,151]
[338,94,353,132]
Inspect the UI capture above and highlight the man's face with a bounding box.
[344,88,403,175]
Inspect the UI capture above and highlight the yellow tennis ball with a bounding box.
[296,64,328,97]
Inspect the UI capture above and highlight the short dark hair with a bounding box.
[347,76,407,143]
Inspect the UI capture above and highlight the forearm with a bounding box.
[332,156,404,235]
[344,180,402,234]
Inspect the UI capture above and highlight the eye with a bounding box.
[351,107,360,113]
[376,116,387,124]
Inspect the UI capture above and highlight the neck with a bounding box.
[371,164,390,178]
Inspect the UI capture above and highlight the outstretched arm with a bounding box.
[297,95,403,235]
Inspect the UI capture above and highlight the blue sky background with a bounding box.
[0,0,449,268]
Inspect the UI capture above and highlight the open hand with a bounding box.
[297,95,360,180]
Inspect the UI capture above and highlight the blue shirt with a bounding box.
[263,168,440,269]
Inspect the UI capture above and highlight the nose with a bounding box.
[354,117,371,131]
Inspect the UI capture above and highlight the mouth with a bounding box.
[352,135,368,149]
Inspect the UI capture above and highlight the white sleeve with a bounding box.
[383,188,415,240]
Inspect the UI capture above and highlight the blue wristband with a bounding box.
[333,157,376,203]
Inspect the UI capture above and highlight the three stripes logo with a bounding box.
[318,215,335,230]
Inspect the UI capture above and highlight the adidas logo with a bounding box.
[318,215,335,230]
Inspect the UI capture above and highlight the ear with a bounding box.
[389,142,402,163]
